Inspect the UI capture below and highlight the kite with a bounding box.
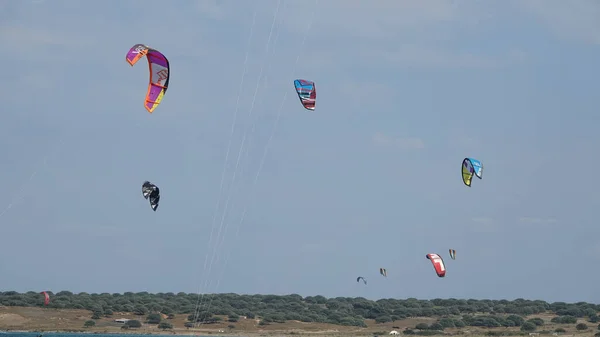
[126,43,170,113]
[426,253,446,278]
[40,291,49,306]
[356,276,367,285]
[461,157,483,187]
[142,181,160,211]
[293,79,316,110]
[379,268,387,277]
[449,249,456,260]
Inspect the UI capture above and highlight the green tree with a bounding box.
[415,323,428,330]
[506,314,525,326]
[428,323,443,331]
[551,315,577,324]
[158,322,173,330]
[576,323,588,330]
[375,315,392,323]
[228,314,239,322]
[126,319,142,328]
[453,320,466,328]
[84,320,96,327]
[146,313,162,324]
[91,312,101,319]
[133,305,148,315]
[527,317,544,326]
[438,318,454,328]
[520,322,536,332]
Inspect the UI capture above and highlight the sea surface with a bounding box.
[0,331,217,337]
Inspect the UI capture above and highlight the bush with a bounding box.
[415,323,429,330]
[146,313,162,324]
[520,322,536,332]
[576,323,588,330]
[551,316,577,324]
[554,328,565,333]
[428,323,443,331]
[527,318,544,326]
[125,319,142,328]
[158,322,173,330]
[84,320,95,327]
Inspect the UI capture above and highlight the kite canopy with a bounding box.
[293,79,316,110]
[379,268,387,277]
[126,43,170,113]
[40,291,49,306]
[426,253,446,278]
[449,249,456,260]
[356,276,367,285]
[461,157,483,187]
[142,181,160,211]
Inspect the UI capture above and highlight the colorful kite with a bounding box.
[126,44,170,113]
[293,79,316,110]
[40,291,49,306]
[426,253,446,278]
[461,157,483,187]
[449,249,456,260]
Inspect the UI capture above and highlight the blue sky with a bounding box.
[1,0,599,304]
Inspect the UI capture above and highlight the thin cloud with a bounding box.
[372,132,425,150]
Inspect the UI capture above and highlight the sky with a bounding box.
[0,0,599,304]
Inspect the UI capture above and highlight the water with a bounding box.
[0,331,218,337]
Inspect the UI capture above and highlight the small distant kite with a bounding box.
[40,291,49,306]
[461,157,483,187]
[356,276,367,285]
[293,79,316,110]
[379,268,387,277]
[126,43,170,113]
[426,253,446,278]
[449,249,456,260]
[142,181,160,211]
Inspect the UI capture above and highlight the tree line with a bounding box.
[1,291,599,332]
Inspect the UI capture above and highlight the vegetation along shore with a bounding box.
[0,291,599,336]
